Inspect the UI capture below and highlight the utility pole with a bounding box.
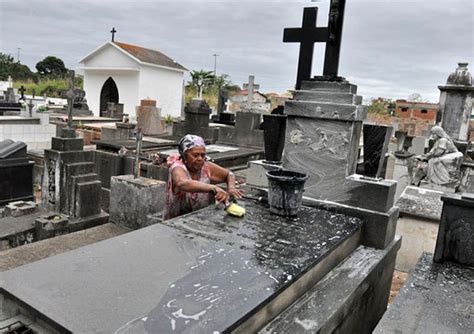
[17,48,21,63]
[213,53,219,83]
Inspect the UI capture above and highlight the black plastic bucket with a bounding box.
[266,170,309,216]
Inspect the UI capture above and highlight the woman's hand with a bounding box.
[228,187,244,199]
[213,186,230,203]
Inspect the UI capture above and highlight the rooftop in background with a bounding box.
[78,41,187,72]
[113,41,187,71]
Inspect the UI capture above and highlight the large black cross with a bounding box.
[284,0,346,89]
[18,85,26,100]
[111,27,117,42]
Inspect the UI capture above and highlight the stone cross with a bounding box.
[283,0,346,89]
[134,127,143,178]
[111,27,117,42]
[18,85,26,101]
[243,75,260,111]
[7,76,12,88]
[62,70,77,138]
[107,102,117,118]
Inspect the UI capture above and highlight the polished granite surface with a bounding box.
[375,252,474,333]
[0,199,362,333]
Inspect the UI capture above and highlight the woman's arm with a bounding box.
[172,167,228,202]
[208,162,244,199]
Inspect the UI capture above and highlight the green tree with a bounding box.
[367,97,393,115]
[0,52,35,81]
[36,56,68,78]
[188,70,214,98]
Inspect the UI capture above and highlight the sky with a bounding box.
[0,0,473,102]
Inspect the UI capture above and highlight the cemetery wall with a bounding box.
[0,113,55,150]
[138,64,184,118]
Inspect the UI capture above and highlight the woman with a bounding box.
[415,126,463,186]
[164,134,244,220]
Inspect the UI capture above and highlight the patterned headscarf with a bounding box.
[178,134,206,157]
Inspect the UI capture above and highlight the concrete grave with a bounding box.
[136,99,164,135]
[109,175,166,229]
[218,111,264,148]
[173,98,219,142]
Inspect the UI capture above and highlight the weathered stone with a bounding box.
[4,201,37,217]
[109,175,166,229]
[51,137,84,152]
[75,180,102,218]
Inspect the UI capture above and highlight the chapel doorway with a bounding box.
[100,77,119,117]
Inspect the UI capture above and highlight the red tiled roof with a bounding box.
[114,41,187,71]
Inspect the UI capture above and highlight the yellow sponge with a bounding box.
[225,203,246,217]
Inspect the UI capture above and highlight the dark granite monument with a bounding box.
[439,62,474,141]
[434,193,474,267]
[0,139,34,206]
[173,98,219,142]
[376,192,474,333]
[363,124,393,178]
[218,111,264,148]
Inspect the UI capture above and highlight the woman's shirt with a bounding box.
[163,159,212,220]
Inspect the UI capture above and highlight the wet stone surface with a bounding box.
[0,199,361,333]
[375,252,474,333]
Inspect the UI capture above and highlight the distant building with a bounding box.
[78,41,187,118]
[266,92,293,110]
[395,100,439,122]
[395,100,439,137]
[229,90,271,113]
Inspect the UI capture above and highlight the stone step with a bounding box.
[260,237,401,334]
[285,100,367,121]
[75,180,102,218]
[65,161,95,177]
[300,80,358,94]
[68,173,99,216]
[293,90,362,105]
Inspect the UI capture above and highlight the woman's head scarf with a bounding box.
[178,134,206,157]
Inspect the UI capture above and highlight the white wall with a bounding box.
[0,113,55,150]
[81,43,184,118]
[138,65,184,118]
[84,44,139,69]
[83,70,139,117]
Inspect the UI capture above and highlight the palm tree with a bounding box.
[189,70,214,98]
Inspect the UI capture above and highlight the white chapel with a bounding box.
[78,41,187,118]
